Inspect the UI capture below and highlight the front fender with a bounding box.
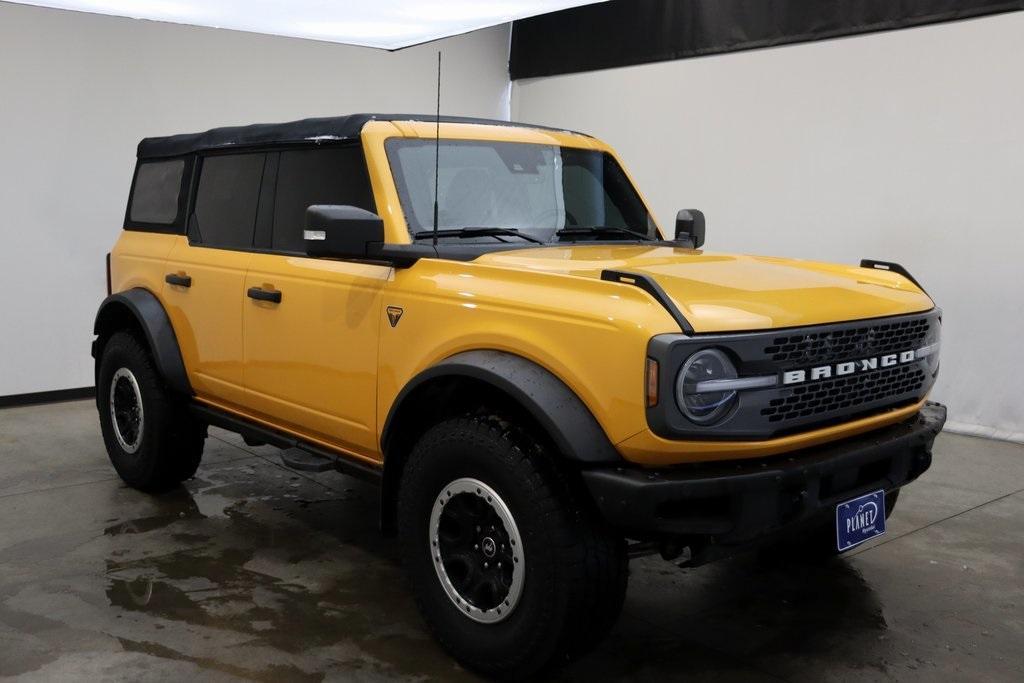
[383,349,622,465]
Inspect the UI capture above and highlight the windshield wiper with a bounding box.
[413,227,545,244]
[556,226,654,241]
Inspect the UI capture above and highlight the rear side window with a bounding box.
[129,159,185,225]
[191,153,266,249]
[271,147,375,253]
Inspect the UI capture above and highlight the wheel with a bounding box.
[97,331,205,491]
[397,416,627,680]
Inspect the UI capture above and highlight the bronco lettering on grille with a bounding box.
[782,350,917,386]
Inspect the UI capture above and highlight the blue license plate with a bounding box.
[836,489,886,552]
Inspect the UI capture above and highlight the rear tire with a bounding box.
[397,416,627,680]
[98,331,205,492]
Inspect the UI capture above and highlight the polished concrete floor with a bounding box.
[0,399,1021,682]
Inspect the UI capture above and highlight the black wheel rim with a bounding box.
[430,478,524,623]
[110,367,144,453]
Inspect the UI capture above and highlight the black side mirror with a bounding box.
[304,205,384,259]
[675,209,706,248]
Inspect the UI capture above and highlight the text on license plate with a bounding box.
[836,489,886,552]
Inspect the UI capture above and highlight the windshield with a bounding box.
[385,139,658,243]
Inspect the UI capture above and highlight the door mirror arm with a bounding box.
[367,243,436,268]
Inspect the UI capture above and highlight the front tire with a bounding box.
[98,331,205,492]
[397,416,627,680]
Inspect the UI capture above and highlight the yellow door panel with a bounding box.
[162,237,251,406]
[109,231,178,294]
[242,252,391,460]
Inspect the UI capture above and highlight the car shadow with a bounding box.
[99,463,891,681]
[558,548,890,680]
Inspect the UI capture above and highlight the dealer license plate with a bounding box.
[836,489,886,552]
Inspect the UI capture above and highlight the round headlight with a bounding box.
[676,349,738,425]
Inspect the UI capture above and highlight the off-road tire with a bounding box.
[397,416,627,680]
[98,331,205,491]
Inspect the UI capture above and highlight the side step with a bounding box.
[190,403,382,483]
[280,447,334,473]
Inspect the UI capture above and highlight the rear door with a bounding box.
[242,145,390,460]
[162,152,266,407]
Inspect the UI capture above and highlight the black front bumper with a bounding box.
[584,403,946,559]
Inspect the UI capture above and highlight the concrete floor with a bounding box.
[0,400,1021,682]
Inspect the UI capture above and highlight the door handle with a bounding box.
[165,273,192,287]
[247,286,282,304]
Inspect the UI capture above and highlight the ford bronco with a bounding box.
[94,114,944,679]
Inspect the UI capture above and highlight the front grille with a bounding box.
[760,315,935,428]
[762,365,927,423]
[647,309,939,440]
[764,317,930,367]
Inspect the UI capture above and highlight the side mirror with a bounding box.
[304,205,384,259]
[675,209,705,248]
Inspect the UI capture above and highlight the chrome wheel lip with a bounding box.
[429,477,525,625]
[110,367,144,454]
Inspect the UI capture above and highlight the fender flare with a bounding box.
[93,288,192,396]
[382,350,622,465]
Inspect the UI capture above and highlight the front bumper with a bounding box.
[583,402,945,560]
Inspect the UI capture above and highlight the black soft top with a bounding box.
[137,113,586,160]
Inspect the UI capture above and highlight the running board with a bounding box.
[280,447,334,473]
[189,402,382,483]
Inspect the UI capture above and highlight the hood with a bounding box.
[475,245,934,333]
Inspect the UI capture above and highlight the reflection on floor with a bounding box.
[0,400,1021,681]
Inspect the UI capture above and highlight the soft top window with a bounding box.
[190,153,265,250]
[129,159,185,225]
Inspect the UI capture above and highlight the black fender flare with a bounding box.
[93,288,192,396]
[382,350,622,465]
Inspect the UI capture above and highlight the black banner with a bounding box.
[510,0,1024,79]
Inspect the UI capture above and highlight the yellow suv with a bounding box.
[94,114,944,678]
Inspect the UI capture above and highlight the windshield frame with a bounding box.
[383,136,664,247]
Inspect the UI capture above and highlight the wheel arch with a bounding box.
[379,349,622,534]
[93,288,192,396]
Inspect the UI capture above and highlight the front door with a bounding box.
[243,255,390,459]
[240,145,388,461]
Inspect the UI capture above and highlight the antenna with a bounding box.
[432,51,441,247]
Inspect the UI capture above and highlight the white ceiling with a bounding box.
[9,0,605,50]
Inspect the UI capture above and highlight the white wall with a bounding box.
[0,2,511,397]
[513,13,1024,442]
[3,3,1021,442]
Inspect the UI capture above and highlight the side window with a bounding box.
[560,150,644,230]
[191,153,265,249]
[129,159,185,225]
[271,147,375,253]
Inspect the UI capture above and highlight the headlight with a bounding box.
[676,349,738,425]
[919,318,941,377]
